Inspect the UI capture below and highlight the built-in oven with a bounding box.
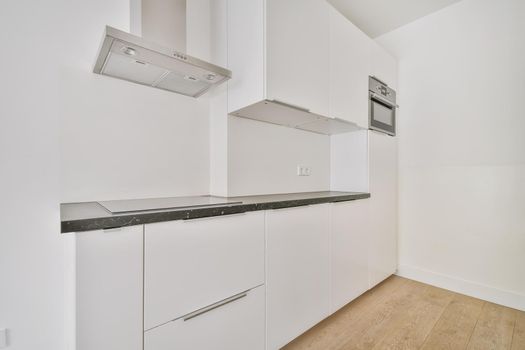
[369,76,397,136]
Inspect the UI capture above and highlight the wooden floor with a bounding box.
[283,276,525,350]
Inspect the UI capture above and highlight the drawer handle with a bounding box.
[182,290,249,322]
[103,227,123,233]
[370,92,399,108]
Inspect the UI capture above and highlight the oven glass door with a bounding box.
[369,95,396,136]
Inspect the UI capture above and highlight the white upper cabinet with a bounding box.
[227,0,397,135]
[369,42,398,90]
[227,0,265,113]
[329,5,371,128]
[265,0,330,116]
[228,0,330,116]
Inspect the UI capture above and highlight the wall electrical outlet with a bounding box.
[0,328,7,348]
[297,165,311,176]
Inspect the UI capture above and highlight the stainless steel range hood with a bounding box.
[93,26,231,97]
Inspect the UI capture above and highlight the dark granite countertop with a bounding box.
[60,191,370,233]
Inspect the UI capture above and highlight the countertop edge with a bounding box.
[61,192,370,234]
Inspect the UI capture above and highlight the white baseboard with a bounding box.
[396,264,525,311]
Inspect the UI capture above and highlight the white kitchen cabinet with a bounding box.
[368,131,398,288]
[329,5,371,128]
[369,42,398,90]
[266,204,331,350]
[144,212,265,330]
[330,200,370,313]
[144,285,265,350]
[228,0,330,116]
[76,226,143,350]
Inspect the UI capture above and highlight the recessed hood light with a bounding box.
[122,46,137,56]
[93,26,231,98]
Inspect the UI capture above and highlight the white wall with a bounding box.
[209,0,230,197]
[1,1,68,349]
[377,0,525,310]
[0,0,213,349]
[228,117,331,196]
[330,130,369,193]
[59,80,210,202]
[59,1,212,203]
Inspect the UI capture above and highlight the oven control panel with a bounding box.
[369,76,396,104]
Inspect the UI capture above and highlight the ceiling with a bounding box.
[327,0,462,38]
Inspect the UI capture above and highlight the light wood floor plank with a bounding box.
[369,284,454,350]
[282,276,525,350]
[283,276,408,350]
[511,311,525,350]
[466,302,517,350]
[336,279,429,350]
[420,293,484,350]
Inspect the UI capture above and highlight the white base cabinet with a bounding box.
[369,131,398,288]
[76,226,143,350]
[330,200,370,313]
[75,195,396,349]
[144,212,265,330]
[144,285,265,350]
[265,205,331,350]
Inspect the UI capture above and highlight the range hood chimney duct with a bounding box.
[141,0,186,51]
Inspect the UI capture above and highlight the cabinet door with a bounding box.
[266,0,330,116]
[227,0,265,113]
[76,226,143,350]
[144,285,265,350]
[266,204,330,350]
[144,212,265,330]
[329,6,371,128]
[369,42,398,90]
[330,200,370,313]
[369,131,398,288]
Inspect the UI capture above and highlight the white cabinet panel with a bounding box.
[329,6,371,128]
[369,131,398,288]
[76,226,143,350]
[369,42,398,90]
[144,285,265,350]
[144,212,265,330]
[266,0,330,116]
[228,0,330,116]
[227,0,265,113]
[266,205,330,350]
[330,200,370,313]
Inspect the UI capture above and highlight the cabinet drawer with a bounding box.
[144,286,265,350]
[144,212,265,330]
